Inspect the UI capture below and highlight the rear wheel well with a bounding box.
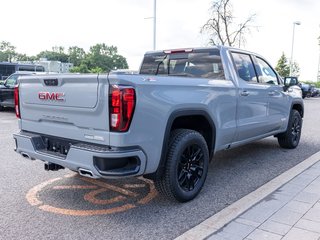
[171,115,214,154]
[144,112,216,181]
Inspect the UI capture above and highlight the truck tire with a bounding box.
[277,109,302,149]
[154,129,209,202]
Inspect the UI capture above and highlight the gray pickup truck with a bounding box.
[13,46,303,202]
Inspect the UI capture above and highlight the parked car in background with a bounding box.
[0,72,35,110]
[310,85,319,97]
[0,62,45,80]
[284,77,320,98]
[300,83,312,99]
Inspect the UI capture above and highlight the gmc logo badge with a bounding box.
[38,92,65,101]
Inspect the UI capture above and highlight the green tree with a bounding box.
[89,67,104,73]
[37,46,69,62]
[275,53,290,77]
[69,64,90,73]
[85,43,128,72]
[0,41,17,62]
[68,46,86,66]
[275,53,300,77]
[15,53,37,61]
[0,40,129,74]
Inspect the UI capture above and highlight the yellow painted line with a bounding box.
[123,184,146,189]
[53,185,98,190]
[39,204,136,216]
[79,176,139,197]
[137,177,158,205]
[26,174,158,216]
[26,177,62,206]
[84,188,126,204]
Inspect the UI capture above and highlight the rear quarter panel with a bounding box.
[108,74,238,173]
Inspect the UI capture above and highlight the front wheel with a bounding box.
[277,109,302,149]
[154,129,209,202]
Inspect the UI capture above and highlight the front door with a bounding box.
[253,56,289,131]
[0,75,18,107]
[231,52,270,142]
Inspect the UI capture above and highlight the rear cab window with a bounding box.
[139,49,225,80]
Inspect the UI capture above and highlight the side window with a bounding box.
[231,52,257,83]
[255,57,278,85]
[36,66,45,72]
[18,66,34,71]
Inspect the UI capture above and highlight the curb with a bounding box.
[175,150,320,240]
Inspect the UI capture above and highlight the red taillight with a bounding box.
[109,85,135,132]
[14,85,20,119]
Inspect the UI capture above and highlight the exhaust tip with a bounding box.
[78,168,97,178]
[21,152,31,159]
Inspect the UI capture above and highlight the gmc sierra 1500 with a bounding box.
[13,46,303,202]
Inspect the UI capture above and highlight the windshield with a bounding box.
[140,49,225,79]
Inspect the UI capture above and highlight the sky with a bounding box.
[1,0,320,80]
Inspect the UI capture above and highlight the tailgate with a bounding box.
[19,74,110,144]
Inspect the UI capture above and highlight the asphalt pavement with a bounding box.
[1,97,320,240]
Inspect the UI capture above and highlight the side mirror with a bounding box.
[284,77,298,87]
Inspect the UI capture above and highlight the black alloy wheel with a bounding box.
[177,144,204,192]
[154,129,209,202]
[290,115,301,146]
[278,109,302,149]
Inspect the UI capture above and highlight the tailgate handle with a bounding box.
[44,79,58,86]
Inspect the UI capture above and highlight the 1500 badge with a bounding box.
[38,92,65,101]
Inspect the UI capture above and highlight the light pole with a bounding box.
[290,21,301,76]
[153,0,157,50]
[317,35,320,82]
[145,0,157,50]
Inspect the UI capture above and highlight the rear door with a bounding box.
[19,74,110,144]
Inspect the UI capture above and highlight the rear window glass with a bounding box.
[140,49,225,79]
[36,66,45,72]
[18,66,35,71]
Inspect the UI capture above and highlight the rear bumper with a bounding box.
[13,131,147,178]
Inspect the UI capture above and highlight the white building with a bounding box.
[36,59,74,73]
[17,59,73,73]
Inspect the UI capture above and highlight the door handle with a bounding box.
[268,91,276,96]
[240,91,249,97]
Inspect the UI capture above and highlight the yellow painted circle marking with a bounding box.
[26,174,157,216]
